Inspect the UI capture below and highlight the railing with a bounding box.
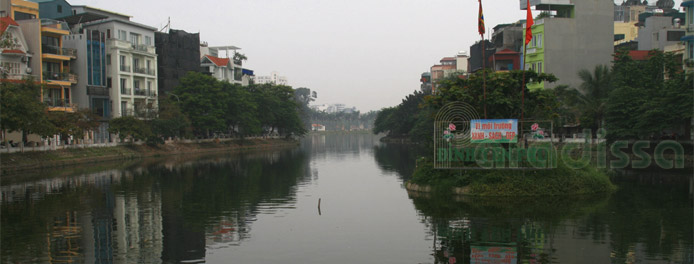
[87,86,109,96]
[41,45,61,55]
[120,65,130,72]
[43,71,69,81]
[63,48,77,58]
[44,99,75,108]
[120,87,131,95]
[40,19,69,31]
[132,44,155,53]
[2,73,38,80]
[133,67,146,74]
[148,90,157,97]
[146,68,156,76]
[134,88,146,96]
[68,73,78,83]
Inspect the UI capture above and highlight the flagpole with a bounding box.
[482,36,487,119]
[521,44,527,123]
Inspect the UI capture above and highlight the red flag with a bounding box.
[478,0,485,36]
[525,0,534,45]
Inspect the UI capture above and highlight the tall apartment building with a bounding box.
[155,29,200,95]
[5,0,77,111]
[521,0,613,90]
[680,1,693,73]
[74,6,158,118]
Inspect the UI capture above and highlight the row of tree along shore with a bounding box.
[1,72,308,147]
[373,50,693,196]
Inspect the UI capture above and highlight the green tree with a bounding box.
[0,80,55,144]
[575,65,612,132]
[224,82,261,137]
[152,97,192,139]
[174,72,228,137]
[108,116,152,141]
[606,50,693,140]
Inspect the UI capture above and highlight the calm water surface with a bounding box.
[1,134,692,263]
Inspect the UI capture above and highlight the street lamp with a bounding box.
[167,92,180,103]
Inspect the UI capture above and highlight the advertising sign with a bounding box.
[470,119,518,143]
[470,246,518,264]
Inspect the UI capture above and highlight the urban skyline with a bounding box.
[62,0,681,112]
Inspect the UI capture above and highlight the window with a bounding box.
[1,62,20,75]
[614,34,626,41]
[57,5,62,13]
[107,29,111,39]
[120,55,127,71]
[130,33,140,46]
[106,54,111,65]
[689,42,694,60]
[536,34,542,48]
[107,77,112,88]
[536,62,543,73]
[146,60,151,71]
[666,31,685,42]
[121,101,127,116]
[133,58,140,69]
[118,30,127,41]
[120,78,127,93]
[145,36,152,46]
[13,11,36,20]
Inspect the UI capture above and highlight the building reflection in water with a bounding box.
[1,148,310,263]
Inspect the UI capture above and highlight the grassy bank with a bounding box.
[0,138,298,174]
[410,159,616,196]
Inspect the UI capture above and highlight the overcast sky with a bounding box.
[68,0,683,112]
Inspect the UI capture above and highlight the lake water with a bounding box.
[1,133,692,263]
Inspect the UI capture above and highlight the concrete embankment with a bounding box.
[0,138,298,174]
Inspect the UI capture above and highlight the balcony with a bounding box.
[41,45,75,60]
[68,73,78,84]
[40,19,70,36]
[148,90,157,97]
[120,65,131,72]
[120,87,131,95]
[133,67,146,74]
[44,99,76,112]
[134,88,146,96]
[43,71,70,82]
[132,44,156,53]
[87,86,109,96]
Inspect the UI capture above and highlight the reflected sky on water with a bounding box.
[1,134,692,263]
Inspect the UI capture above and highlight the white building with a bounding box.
[254,71,287,85]
[0,17,33,80]
[76,6,158,118]
[199,44,250,85]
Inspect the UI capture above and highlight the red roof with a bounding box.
[627,50,652,61]
[204,55,230,67]
[440,57,456,62]
[0,17,19,35]
[2,49,24,54]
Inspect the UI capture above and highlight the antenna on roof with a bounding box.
[159,17,170,32]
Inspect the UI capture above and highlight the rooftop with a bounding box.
[204,55,230,67]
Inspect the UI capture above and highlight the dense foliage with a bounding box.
[605,50,693,140]
[0,79,100,144]
[374,70,561,144]
[108,72,307,142]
